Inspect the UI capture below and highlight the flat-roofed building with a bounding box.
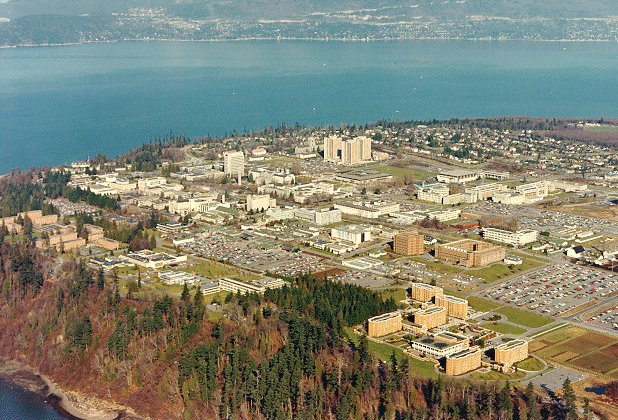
[246,194,277,212]
[367,312,402,337]
[414,306,447,329]
[515,181,551,201]
[157,222,187,235]
[294,207,342,225]
[435,294,468,318]
[393,229,424,255]
[409,332,470,358]
[119,250,187,269]
[331,224,372,245]
[437,169,479,184]
[96,237,121,250]
[409,283,443,302]
[334,200,400,219]
[446,346,481,375]
[223,150,245,177]
[465,183,508,200]
[436,239,505,268]
[482,227,538,247]
[219,277,286,295]
[495,339,529,366]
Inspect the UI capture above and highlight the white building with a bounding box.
[219,277,286,295]
[482,227,538,247]
[294,207,342,225]
[223,150,245,177]
[334,200,400,219]
[331,224,372,245]
[437,169,479,184]
[491,191,525,205]
[246,194,277,212]
[465,183,508,200]
[515,181,552,201]
[324,135,371,165]
[138,177,167,193]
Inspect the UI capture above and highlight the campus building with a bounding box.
[119,250,187,269]
[331,224,372,245]
[436,169,479,184]
[464,183,508,200]
[219,277,286,295]
[409,283,443,302]
[482,227,538,247]
[393,229,425,255]
[414,306,447,329]
[246,194,277,212]
[495,339,529,366]
[223,150,245,177]
[408,332,470,358]
[435,295,469,318]
[446,346,482,375]
[324,136,371,165]
[435,239,505,268]
[367,312,402,337]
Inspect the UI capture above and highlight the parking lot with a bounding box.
[482,264,618,319]
[588,305,618,330]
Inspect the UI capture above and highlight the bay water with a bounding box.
[1,40,618,173]
[0,378,64,420]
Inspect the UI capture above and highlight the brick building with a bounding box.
[446,346,482,375]
[409,283,443,302]
[435,239,505,268]
[393,229,425,255]
[367,312,402,337]
[414,306,447,329]
[435,295,469,318]
[495,339,529,366]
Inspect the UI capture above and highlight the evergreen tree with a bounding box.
[562,378,578,420]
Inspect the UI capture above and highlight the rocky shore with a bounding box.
[0,359,146,420]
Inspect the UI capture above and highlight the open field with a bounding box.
[444,289,501,312]
[514,357,544,371]
[532,327,618,377]
[495,306,553,329]
[480,322,526,335]
[409,257,464,275]
[345,328,438,378]
[469,369,526,381]
[374,165,435,180]
[177,258,238,278]
[379,288,406,303]
[464,259,545,284]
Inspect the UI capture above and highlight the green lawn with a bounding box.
[496,306,553,329]
[379,288,406,303]
[480,322,526,335]
[176,258,238,279]
[464,259,545,284]
[515,357,545,372]
[408,257,465,276]
[345,328,437,378]
[468,370,526,381]
[442,289,502,312]
[374,165,436,180]
[527,323,567,339]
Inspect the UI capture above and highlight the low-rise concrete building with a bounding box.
[482,227,538,247]
[436,239,505,268]
[409,332,470,358]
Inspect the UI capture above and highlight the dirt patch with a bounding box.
[553,351,580,362]
[600,343,618,358]
[570,352,618,375]
[564,332,617,355]
[529,340,550,352]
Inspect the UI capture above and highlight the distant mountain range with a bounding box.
[1,0,617,46]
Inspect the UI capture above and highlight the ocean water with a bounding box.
[1,39,618,172]
[0,378,64,420]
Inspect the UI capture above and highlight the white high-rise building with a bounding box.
[223,151,245,177]
[324,136,371,165]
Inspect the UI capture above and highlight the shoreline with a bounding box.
[1,36,618,49]
[0,358,145,420]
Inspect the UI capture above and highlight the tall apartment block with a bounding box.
[446,346,481,375]
[495,340,529,366]
[435,295,469,318]
[409,283,443,302]
[223,150,245,177]
[393,229,424,255]
[367,312,402,337]
[414,306,447,329]
[324,136,371,165]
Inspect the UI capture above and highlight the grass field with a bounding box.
[374,165,436,180]
[408,257,464,275]
[469,370,526,381]
[379,288,406,303]
[495,306,553,329]
[345,328,438,378]
[443,289,502,312]
[176,258,239,278]
[464,259,545,284]
[514,357,544,371]
[480,322,526,335]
